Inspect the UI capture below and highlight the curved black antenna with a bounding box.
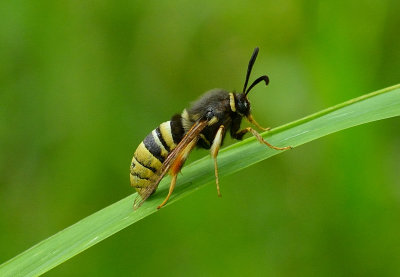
[245,75,269,95]
[242,47,260,94]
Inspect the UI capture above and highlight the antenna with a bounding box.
[242,47,259,94]
[242,47,269,96]
[245,75,269,95]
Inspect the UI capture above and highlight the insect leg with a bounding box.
[246,114,270,131]
[210,125,225,197]
[237,127,292,150]
[157,139,198,209]
[157,174,178,209]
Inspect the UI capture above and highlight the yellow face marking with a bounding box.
[229,93,236,112]
[181,109,192,132]
[134,142,163,170]
[159,121,177,150]
[208,116,218,126]
[151,130,169,158]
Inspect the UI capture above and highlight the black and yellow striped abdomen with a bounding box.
[130,117,185,195]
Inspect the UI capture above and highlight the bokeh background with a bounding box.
[1,0,400,276]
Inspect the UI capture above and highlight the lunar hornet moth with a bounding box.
[130,47,292,209]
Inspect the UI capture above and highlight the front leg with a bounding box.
[234,127,292,151]
[233,128,250,140]
[230,114,271,140]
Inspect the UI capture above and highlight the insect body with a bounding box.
[130,47,292,209]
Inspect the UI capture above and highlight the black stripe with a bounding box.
[170,114,185,144]
[143,132,165,163]
[133,156,157,173]
[130,171,150,181]
[156,126,170,152]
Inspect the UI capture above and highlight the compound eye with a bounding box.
[237,101,246,113]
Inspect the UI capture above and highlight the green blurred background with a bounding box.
[1,0,400,276]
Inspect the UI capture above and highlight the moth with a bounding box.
[130,47,291,209]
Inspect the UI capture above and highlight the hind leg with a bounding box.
[157,174,178,209]
[157,139,198,209]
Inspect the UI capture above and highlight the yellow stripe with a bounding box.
[131,157,156,180]
[152,130,169,158]
[181,109,189,121]
[159,121,177,150]
[134,142,163,171]
[130,174,151,189]
[181,109,192,132]
[229,93,236,112]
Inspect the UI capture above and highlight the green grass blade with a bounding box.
[1,84,399,276]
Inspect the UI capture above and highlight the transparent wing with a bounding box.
[133,120,208,210]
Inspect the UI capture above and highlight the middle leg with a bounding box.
[210,125,225,197]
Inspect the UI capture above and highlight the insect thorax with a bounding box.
[180,89,235,149]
